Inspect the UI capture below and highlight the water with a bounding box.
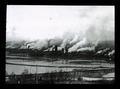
[6,59,74,75]
[6,57,114,75]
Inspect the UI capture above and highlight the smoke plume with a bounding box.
[6,6,114,52]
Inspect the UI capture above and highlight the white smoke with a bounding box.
[108,50,115,56]
[49,37,63,46]
[77,46,95,52]
[6,6,114,51]
[96,50,103,54]
[68,38,87,52]
[26,40,48,50]
[60,31,74,48]
[96,48,110,55]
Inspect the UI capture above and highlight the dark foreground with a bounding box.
[6,68,114,84]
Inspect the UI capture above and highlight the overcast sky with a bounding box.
[6,5,114,41]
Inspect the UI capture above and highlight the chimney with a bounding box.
[65,46,68,53]
[55,45,58,52]
[62,48,64,53]
[48,40,51,51]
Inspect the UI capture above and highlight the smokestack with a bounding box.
[55,45,58,52]
[61,48,64,53]
[52,45,58,52]
[65,46,68,53]
[48,40,51,51]
[27,44,30,49]
[28,45,30,49]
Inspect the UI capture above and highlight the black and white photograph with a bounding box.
[6,5,115,84]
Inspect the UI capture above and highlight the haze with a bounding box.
[6,5,114,42]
